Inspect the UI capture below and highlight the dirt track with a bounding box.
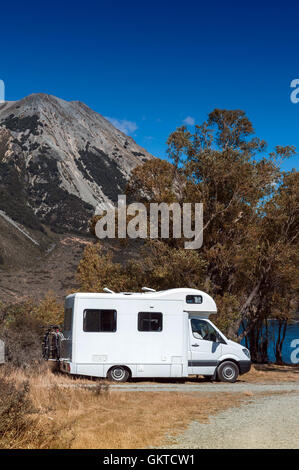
[107,382,299,393]
[162,392,299,449]
[61,380,299,448]
[107,379,299,448]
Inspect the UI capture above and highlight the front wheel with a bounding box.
[217,361,239,383]
[107,366,130,383]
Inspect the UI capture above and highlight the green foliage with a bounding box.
[0,160,43,230]
[78,108,298,362]
[77,240,207,293]
[211,293,241,335]
[0,293,63,367]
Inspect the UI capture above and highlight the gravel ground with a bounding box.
[108,382,299,393]
[54,378,299,448]
[161,393,299,449]
[59,382,299,394]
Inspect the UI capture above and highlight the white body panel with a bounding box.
[74,298,188,378]
[60,288,250,379]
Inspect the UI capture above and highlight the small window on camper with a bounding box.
[186,295,203,304]
[138,312,162,332]
[64,308,73,331]
[83,309,117,332]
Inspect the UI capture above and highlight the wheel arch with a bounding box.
[106,364,132,378]
[217,357,241,373]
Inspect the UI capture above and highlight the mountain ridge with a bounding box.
[0,93,153,233]
[0,93,153,303]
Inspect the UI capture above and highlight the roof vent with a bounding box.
[103,287,115,294]
[141,287,156,292]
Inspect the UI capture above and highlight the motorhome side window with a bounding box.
[83,309,117,332]
[186,295,203,304]
[138,312,162,332]
[64,308,73,331]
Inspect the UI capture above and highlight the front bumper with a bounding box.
[239,360,251,375]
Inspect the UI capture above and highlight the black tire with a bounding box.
[217,361,239,383]
[107,366,130,383]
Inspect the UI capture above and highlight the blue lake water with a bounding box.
[241,320,299,364]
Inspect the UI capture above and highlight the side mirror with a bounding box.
[210,333,217,343]
[217,336,226,344]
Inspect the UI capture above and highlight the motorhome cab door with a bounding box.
[188,317,223,376]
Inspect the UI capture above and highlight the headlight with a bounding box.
[242,348,251,359]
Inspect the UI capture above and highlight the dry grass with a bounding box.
[0,365,248,449]
[69,391,248,449]
[243,364,299,383]
[0,363,298,449]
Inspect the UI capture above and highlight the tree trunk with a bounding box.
[275,319,288,364]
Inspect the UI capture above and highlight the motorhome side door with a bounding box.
[188,318,223,376]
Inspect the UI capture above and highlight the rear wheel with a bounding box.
[217,361,239,383]
[107,366,130,383]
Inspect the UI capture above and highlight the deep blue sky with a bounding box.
[1,0,298,170]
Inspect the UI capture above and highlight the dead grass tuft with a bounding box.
[244,364,299,383]
[0,376,33,448]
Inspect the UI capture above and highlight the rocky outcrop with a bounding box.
[0,93,152,233]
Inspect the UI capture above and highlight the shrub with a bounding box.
[0,376,34,448]
[0,294,63,367]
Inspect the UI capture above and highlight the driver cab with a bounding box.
[188,316,226,376]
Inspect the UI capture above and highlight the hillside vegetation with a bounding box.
[0,108,298,367]
[79,109,298,363]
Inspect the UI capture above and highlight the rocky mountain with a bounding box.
[0,93,153,303]
[0,93,152,233]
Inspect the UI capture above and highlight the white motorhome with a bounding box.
[59,288,251,383]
